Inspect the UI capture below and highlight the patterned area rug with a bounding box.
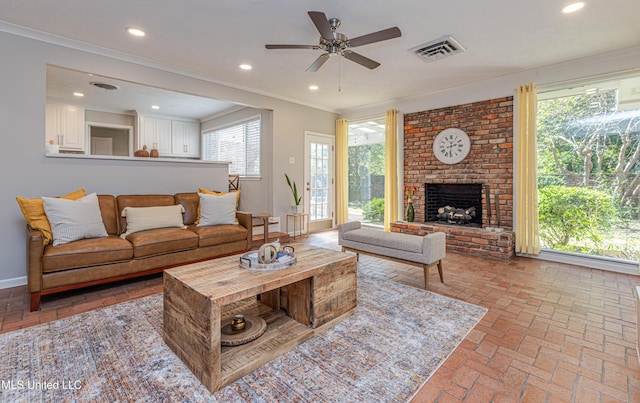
[0,274,486,402]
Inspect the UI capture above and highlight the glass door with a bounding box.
[304,132,334,231]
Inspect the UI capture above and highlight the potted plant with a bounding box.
[285,173,302,214]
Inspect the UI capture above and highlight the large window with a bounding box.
[202,116,261,177]
[348,116,386,226]
[537,74,640,262]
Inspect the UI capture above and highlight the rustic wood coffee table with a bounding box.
[163,244,357,392]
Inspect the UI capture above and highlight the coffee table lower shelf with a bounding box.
[219,299,323,388]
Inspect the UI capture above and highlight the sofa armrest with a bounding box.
[236,211,253,249]
[26,225,45,293]
[422,232,446,263]
[338,221,361,244]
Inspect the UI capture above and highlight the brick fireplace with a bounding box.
[391,97,515,259]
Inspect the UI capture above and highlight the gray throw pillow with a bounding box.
[42,193,108,246]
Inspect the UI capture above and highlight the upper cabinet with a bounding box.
[137,116,172,155]
[171,120,200,158]
[137,114,200,158]
[46,103,85,151]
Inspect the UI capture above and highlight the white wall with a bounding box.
[0,31,337,286]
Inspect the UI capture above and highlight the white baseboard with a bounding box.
[0,276,27,290]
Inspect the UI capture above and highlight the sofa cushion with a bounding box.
[120,205,186,239]
[15,188,85,245]
[188,224,249,247]
[42,193,109,246]
[197,192,237,226]
[342,228,423,254]
[125,227,198,258]
[42,235,133,273]
[196,188,240,224]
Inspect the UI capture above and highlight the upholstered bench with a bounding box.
[338,221,446,289]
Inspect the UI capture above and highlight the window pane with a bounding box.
[348,116,387,225]
[537,75,640,262]
[202,116,261,177]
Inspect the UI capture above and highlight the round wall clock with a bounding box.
[433,128,471,164]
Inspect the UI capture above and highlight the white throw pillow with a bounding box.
[42,193,108,246]
[197,192,237,226]
[120,205,186,239]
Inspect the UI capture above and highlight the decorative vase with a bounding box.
[406,199,415,222]
[291,205,301,214]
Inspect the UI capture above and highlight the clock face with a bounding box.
[433,128,471,164]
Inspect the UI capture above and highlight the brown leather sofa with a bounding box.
[27,192,252,311]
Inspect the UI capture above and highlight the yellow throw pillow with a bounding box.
[16,188,86,245]
[196,188,240,224]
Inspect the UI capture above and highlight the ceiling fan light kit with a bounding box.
[265,11,401,72]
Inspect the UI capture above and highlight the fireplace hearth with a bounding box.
[425,183,483,227]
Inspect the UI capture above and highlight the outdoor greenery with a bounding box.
[538,185,616,248]
[537,86,640,259]
[362,198,385,223]
[348,143,385,204]
[348,142,386,225]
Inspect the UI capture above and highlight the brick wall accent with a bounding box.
[399,96,515,259]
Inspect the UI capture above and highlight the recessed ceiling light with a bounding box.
[127,27,145,37]
[309,85,319,91]
[151,105,160,110]
[239,64,252,70]
[562,2,585,13]
[73,92,84,97]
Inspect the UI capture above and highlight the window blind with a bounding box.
[202,116,261,177]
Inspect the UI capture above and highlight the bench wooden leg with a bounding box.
[341,247,360,261]
[437,260,444,283]
[423,264,430,290]
[423,261,444,290]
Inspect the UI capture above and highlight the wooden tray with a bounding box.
[220,315,267,346]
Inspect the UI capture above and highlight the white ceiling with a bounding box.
[1,0,640,113]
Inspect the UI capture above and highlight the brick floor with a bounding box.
[1,229,638,402]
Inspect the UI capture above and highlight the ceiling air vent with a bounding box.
[409,35,465,63]
[90,82,119,90]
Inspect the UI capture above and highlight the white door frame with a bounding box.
[304,131,335,228]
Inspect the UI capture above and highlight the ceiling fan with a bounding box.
[265,11,401,72]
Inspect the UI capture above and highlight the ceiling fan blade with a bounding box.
[348,27,401,47]
[265,44,320,50]
[306,53,331,72]
[308,11,334,41]
[342,50,380,70]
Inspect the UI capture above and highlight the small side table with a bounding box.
[286,213,309,239]
[253,213,270,244]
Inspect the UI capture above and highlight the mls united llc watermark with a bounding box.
[1,379,82,390]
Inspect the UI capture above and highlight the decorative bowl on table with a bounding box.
[239,245,296,270]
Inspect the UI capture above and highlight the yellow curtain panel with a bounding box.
[515,83,541,255]
[384,109,399,231]
[335,118,349,225]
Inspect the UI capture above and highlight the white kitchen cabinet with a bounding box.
[171,120,200,157]
[137,116,172,155]
[46,103,85,151]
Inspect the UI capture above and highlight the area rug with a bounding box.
[0,274,486,402]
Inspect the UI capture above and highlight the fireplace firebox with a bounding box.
[424,183,483,227]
